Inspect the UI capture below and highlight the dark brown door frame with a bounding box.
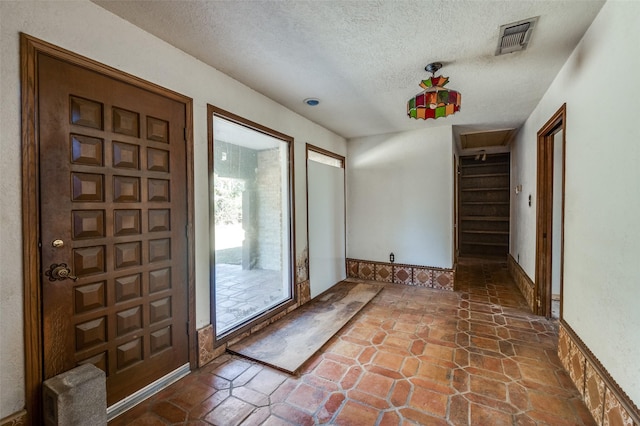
[535,103,566,318]
[20,34,196,423]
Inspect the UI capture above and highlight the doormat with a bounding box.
[227,280,383,374]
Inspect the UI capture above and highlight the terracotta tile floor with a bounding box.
[109,260,595,425]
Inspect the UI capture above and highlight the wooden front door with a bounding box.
[38,52,189,405]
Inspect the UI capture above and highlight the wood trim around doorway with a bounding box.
[20,33,196,424]
[534,103,566,318]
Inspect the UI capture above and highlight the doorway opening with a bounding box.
[458,153,511,259]
[535,104,566,319]
[208,106,296,342]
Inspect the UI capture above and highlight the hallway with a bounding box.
[109,261,594,425]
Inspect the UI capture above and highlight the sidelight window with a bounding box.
[208,108,295,339]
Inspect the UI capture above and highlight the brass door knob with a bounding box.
[45,263,78,281]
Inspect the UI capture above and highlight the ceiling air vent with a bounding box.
[495,16,539,56]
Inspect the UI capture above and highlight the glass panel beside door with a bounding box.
[211,114,293,337]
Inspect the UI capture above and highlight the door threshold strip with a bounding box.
[107,363,190,421]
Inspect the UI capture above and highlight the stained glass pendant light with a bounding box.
[407,62,461,120]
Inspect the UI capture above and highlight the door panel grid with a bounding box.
[39,53,189,405]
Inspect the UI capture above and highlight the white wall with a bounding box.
[510,129,537,271]
[0,1,346,417]
[510,0,640,405]
[308,160,346,298]
[347,126,454,268]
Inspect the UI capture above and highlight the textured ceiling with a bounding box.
[94,0,605,148]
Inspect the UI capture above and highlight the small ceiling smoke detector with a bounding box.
[495,16,539,56]
[304,98,320,106]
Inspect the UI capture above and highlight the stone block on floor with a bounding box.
[43,364,107,426]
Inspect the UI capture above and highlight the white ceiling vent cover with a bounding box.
[495,16,539,56]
